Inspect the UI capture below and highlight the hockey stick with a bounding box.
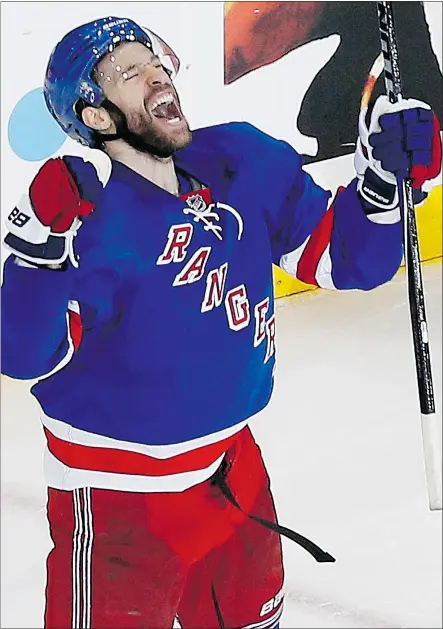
[376,1,441,511]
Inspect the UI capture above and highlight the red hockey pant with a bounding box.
[44,428,284,628]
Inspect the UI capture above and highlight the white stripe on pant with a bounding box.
[241,604,283,629]
[72,488,94,629]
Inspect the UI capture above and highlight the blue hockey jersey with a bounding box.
[1,122,403,492]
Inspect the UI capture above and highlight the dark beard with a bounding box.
[101,99,192,158]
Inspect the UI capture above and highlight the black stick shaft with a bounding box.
[376,1,435,415]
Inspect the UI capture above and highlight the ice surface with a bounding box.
[1,263,441,628]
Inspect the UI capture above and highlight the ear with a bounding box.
[81,106,115,133]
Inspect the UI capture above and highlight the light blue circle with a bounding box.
[8,88,67,161]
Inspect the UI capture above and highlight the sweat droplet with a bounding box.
[116,65,121,71]
[110,56,115,62]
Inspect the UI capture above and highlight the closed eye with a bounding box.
[122,64,138,81]
[123,71,138,81]
[121,57,164,82]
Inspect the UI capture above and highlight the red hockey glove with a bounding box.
[4,157,101,268]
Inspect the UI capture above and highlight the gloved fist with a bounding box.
[355,95,442,224]
[4,156,105,269]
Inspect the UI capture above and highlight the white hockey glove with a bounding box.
[354,94,441,224]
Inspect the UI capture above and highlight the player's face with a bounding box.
[96,42,191,155]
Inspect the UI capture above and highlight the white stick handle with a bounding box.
[421,412,442,510]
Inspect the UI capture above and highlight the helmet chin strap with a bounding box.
[96,99,174,159]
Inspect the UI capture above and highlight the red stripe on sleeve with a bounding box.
[68,310,83,351]
[296,187,345,286]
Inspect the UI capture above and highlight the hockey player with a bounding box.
[1,15,441,629]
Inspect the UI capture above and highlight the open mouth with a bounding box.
[149,92,182,124]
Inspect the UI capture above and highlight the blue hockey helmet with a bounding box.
[43,16,180,147]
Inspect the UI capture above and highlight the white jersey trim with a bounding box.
[315,245,336,290]
[44,448,225,493]
[279,234,309,277]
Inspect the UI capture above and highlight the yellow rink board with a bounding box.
[274,185,443,299]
